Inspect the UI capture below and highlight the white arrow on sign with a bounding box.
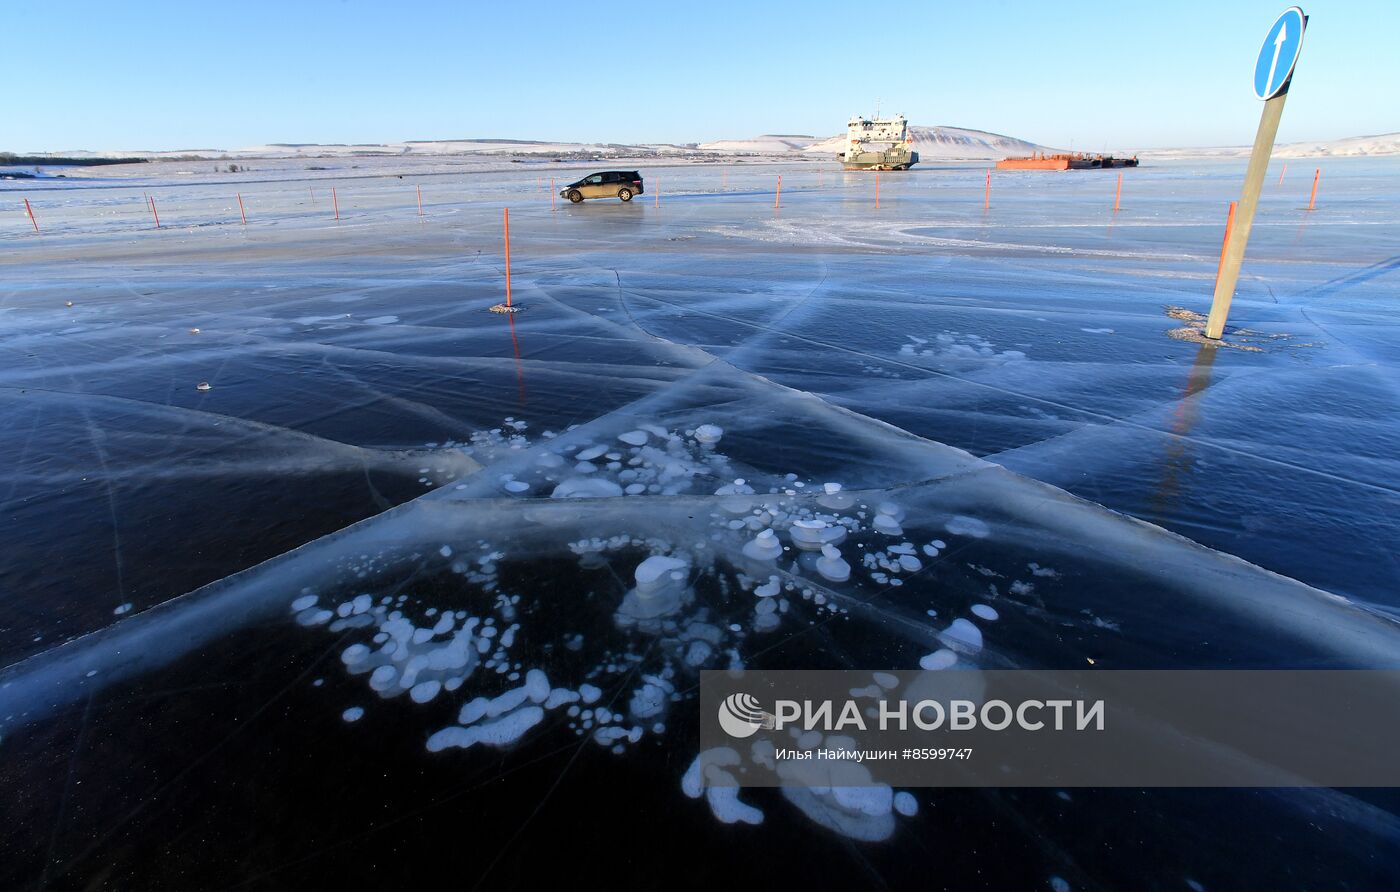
[1266,23,1288,94]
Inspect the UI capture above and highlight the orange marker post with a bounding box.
[1114,172,1123,212]
[332,187,340,221]
[1308,168,1320,211]
[1278,162,1287,185]
[503,207,512,308]
[774,175,781,209]
[1213,201,1238,293]
[984,171,991,210]
[23,198,39,233]
[149,195,161,229]
[417,185,424,217]
[237,193,247,225]
[654,177,659,208]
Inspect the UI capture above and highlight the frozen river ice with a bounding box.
[2,156,1399,889]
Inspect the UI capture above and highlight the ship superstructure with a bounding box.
[843,114,918,170]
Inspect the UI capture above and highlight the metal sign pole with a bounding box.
[1205,92,1286,339]
[1204,6,1306,341]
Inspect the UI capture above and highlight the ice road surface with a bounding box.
[3,157,1400,890]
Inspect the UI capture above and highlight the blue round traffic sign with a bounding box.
[1254,7,1306,100]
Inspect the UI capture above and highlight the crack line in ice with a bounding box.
[610,284,1400,499]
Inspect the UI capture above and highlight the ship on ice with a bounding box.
[843,114,918,170]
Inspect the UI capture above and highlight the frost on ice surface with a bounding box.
[898,331,1027,367]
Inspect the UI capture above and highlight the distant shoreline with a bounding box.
[0,154,147,167]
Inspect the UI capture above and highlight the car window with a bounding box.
[587,175,603,184]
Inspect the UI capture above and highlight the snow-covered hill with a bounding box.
[806,125,1054,160]
[13,130,1398,163]
[696,134,823,154]
[697,126,1055,160]
[1273,132,1400,158]
[1141,132,1400,160]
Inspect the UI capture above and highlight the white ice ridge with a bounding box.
[0,388,484,487]
[945,515,990,539]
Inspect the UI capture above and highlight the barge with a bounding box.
[996,152,1139,171]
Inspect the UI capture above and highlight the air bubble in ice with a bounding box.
[290,595,318,612]
[743,529,784,561]
[551,477,624,499]
[816,545,851,583]
[790,519,846,551]
[693,424,724,444]
[425,706,545,752]
[943,618,984,653]
[410,680,442,703]
[918,649,958,670]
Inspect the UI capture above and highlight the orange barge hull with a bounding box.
[996,153,1139,171]
[996,157,1072,170]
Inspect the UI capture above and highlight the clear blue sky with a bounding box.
[5,0,1395,153]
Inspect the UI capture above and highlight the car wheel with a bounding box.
[618,188,633,202]
[567,190,583,203]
